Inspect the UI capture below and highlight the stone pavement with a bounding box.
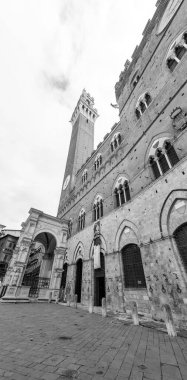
[0,303,187,380]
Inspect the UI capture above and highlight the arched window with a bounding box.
[122,244,146,288]
[93,196,103,221]
[135,92,152,120]
[166,31,187,72]
[149,138,179,180]
[110,132,122,152]
[68,219,73,238]
[94,154,102,170]
[114,177,130,208]
[82,169,88,184]
[174,223,187,273]
[78,209,85,231]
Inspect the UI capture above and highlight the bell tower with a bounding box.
[57,89,98,215]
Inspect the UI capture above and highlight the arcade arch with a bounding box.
[22,232,56,297]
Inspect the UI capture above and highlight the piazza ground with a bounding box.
[0,303,187,380]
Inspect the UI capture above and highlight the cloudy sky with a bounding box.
[0,0,156,229]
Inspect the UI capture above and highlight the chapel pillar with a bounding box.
[46,247,67,301]
[1,237,33,301]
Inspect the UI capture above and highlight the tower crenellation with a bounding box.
[70,89,98,126]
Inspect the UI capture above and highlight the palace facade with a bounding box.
[2,0,187,324]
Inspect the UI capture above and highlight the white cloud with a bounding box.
[0,0,156,228]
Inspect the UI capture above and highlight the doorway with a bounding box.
[75,259,83,303]
[94,252,105,306]
[121,243,146,288]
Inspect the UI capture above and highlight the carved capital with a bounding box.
[54,247,67,258]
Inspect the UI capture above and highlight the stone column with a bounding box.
[47,247,67,301]
[2,237,32,302]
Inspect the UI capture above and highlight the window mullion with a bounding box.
[155,158,163,175]
[118,189,122,206]
[163,151,172,169]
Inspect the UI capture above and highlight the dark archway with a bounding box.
[22,232,56,298]
[75,259,83,303]
[173,223,187,273]
[122,244,146,288]
[94,252,106,306]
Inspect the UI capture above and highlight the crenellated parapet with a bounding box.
[115,0,171,100]
[70,89,99,126]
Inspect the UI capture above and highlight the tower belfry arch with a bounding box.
[2,208,68,302]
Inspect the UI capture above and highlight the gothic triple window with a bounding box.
[166,32,187,72]
[93,195,103,221]
[78,209,85,231]
[82,169,88,184]
[114,177,131,208]
[135,92,152,120]
[94,154,102,170]
[111,132,122,152]
[149,138,179,180]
